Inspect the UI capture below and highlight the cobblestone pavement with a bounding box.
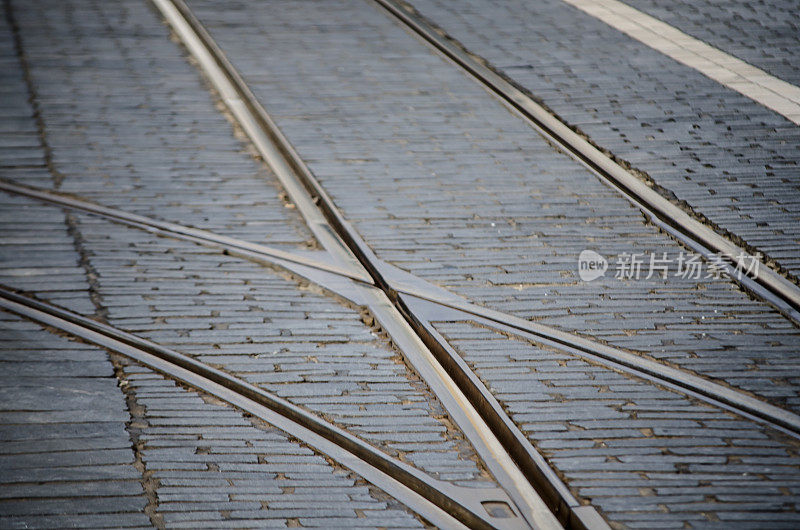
[74,211,493,488]
[5,0,495,488]
[0,306,429,528]
[8,0,313,249]
[2,0,800,527]
[186,0,800,412]
[0,188,440,527]
[0,0,491,526]
[119,362,427,528]
[395,0,800,277]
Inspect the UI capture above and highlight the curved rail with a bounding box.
[0,286,523,530]
[4,178,800,439]
[149,0,571,527]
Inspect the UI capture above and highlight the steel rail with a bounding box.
[369,0,800,326]
[0,178,372,285]
[4,0,794,525]
[404,295,800,440]
[0,286,525,530]
[99,0,800,526]
[162,0,800,438]
[150,0,567,528]
[397,287,800,437]
[6,188,799,529]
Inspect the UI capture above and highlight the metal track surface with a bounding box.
[0,178,370,286]
[6,0,795,526]
[141,0,800,438]
[149,0,800,527]
[369,0,800,325]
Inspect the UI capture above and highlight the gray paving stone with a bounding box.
[0,193,94,314]
[624,0,800,85]
[0,313,148,527]
[7,0,313,252]
[0,481,144,499]
[0,513,152,529]
[5,0,799,526]
[120,363,426,528]
[70,211,494,488]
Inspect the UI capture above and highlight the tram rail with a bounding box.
[0,287,514,530]
[1,0,798,527]
[4,177,800,440]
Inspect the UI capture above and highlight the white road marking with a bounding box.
[561,0,800,125]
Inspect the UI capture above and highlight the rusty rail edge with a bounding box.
[9,0,789,525]
[400,290,800,437]
[6,175,797,447]
[147,0,567,527]
[370,0,800,325]
[16,174,796,519]
[404,295,800,441]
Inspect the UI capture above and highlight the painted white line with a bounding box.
[561,0,800,125]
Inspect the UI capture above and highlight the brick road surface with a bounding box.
[0,308,428,528]
[4,0,496,488]
[0,189,442,527]
[0,312,150,529]
[8,0,313,249]
[185,0,800,412]
[0,0,498,525]
[119,362,428,528]
[437,321,800,528]
[2,0,800,527]
[74,211,494,487]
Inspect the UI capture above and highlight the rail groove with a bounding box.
[154,0,800,525]
[370,0,800,325]
[144,0,800,438]
[4,178,800,439]
[5,164,800,498]
[4,0,799,527]
[151,0,570,527]
[0,179,370,285]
